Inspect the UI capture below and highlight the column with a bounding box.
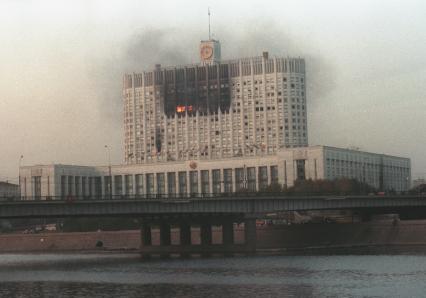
[209,170,213,195]
[122,175,126,197]
[255,167,260,191]
[222,220,234,246]
[220,168,224,193]
[232,168,237,194]
[132,174,137,198]
[160,222,171,246]
[200,223,212,246]
[180,222,192,246]
[141,223,152,246]
[141,223,152,259]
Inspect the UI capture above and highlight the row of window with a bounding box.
[59,166,279,198]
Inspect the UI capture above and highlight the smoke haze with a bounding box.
[0,0,425,183]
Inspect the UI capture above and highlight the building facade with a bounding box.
[0,181,19,200]
[19,146,410,199]
[122,40,307,165]
[18,39,411,199]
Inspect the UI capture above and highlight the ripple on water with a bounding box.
[0,254,426,297]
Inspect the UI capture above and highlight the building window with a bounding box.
[258,166,268,190]
[235,168,245,191]
[125,175,133,196]
[135,174,144,196]
[68,176,74,196]
[212,169,221,194]
[157,173,165,195]
[296,160,306,180]
[82,177,87,198]
[167,172,176,197]
[201,170,209,195]
[189,171,198,196]
[247,167,256,191]
[114,175,123,196]
[33,176,41,200]
[271,166,279,184]
[94,177,102,198]
[75,176,80,197]
[224,169,233,193]
[146,173,154,196]
[178,171,187,196]
[61,176,66,199]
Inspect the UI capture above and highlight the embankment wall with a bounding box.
[1,220,426,252]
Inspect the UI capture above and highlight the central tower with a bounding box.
[199,39,221,65]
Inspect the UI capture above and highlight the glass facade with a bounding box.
[212,169,221,194]
[54,164,282,200]
[224,169,233,193]
[33,176,41,200]
[146,173,154,196]
[61,176,66,198]
[167,172,176,196]
[247,167,256,191]
[189,171,198,196]
[82,177,87,198]
[125,175,133,196]
[235,168,245,191]
[271,165,279,184]
[88,177,93,197]
[135,174,143,195]
[104,176,111,197]
[178,171,187,196]
[94,177,102,198]
[258,166,268,189]
[68,176,73,196]
[114,175,123,196]
[201,170,209,194]
[75,176,80,197]
[157,173,165,195]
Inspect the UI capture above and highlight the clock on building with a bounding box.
[200,44,213,60]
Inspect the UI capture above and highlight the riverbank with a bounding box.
[2,219,426,254]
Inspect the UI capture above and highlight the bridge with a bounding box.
[1,194,425,219]
[1,194,425,257]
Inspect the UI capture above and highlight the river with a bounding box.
[1,253,426,297]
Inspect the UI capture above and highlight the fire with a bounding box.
[176,105,193,113]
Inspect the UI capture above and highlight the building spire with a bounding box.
[208,7,211,40]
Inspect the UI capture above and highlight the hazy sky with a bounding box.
[1,0,425,183]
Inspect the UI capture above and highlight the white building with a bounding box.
[19,146,410,199]
[18,39,411,199]
[122,39,307,165]
[0,181,19,200]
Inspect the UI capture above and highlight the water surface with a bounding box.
[1,253,426,297]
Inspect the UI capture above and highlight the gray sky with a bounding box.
[1,0,425,183]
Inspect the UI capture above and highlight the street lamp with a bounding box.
[18,155,23,200]
[104,145,112,200]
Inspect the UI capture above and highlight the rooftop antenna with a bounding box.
[208,7,211,40]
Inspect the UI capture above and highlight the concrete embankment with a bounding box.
[1,220,426,253]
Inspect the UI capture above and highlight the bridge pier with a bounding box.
[141,223,152,259]
[139,216,257,259]
[159,222,171,258]
[222,220,235,256]
[200,222,213,257]
[244,218,257,253]
[179,221,192,258]
[222,221,234,245]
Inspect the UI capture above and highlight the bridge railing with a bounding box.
[1,192,273,202]
[0,192,422,203]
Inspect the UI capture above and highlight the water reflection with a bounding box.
[0,254,426,297]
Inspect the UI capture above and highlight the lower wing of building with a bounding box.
[19,146,411,200]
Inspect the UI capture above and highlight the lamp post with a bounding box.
[104,145,112,200]
[18,155,23,200]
